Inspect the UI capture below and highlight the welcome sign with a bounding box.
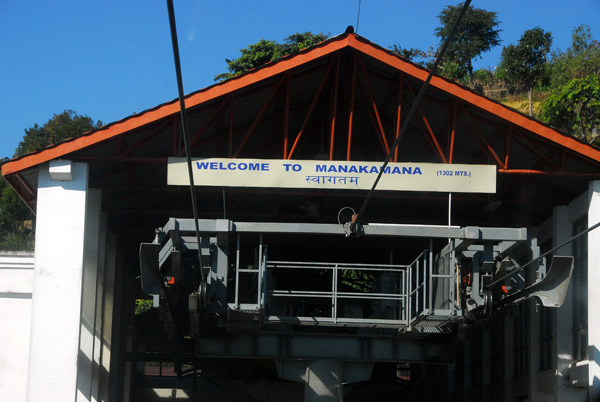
[167,158,496,193]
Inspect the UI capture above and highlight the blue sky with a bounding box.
[1,0,599,159]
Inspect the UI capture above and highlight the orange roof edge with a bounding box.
[346,35,600,163]
[2,34,353,177]
[4,32,600,177]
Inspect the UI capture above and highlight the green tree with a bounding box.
[389,44,428,65]
[539,25,600,142]
[539,75,600,142]
[15,110,102,158]
[214,32,329,81]
[1,110,101,250]
[499,27,553,116]
[434,3,501,80]
[549,25,600,89]
[0,176,34,250]
[278,32,329,56]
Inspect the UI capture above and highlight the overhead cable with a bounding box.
[166,0,206,296]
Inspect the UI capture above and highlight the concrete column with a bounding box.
[99,232,117,402]
[482,325,491,400]
[304,361,343,402]
[26,161,90,402]
[277,360,372,402]
[107,249,126,402]
[527,237,541,402]
[504,312,514,402]
[552,205,575,401]
[107,251,135,402]
[90,213,108,402]
[588,181,600,400]
[77,189,102,402]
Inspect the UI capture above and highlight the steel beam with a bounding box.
[233,77,285,158]
[346,54,357,161]
[195,333,453,363]
[161,219,527,242]
[288,55,337,159]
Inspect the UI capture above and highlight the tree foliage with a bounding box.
[0,176,34,250]
[539,25,600,141]
[1,110,101,250]
[389,44,428,65]
[499,27,552,91]
[540,75,600,142]
[214,32,329,81]
[499,27,552,115]
[549,25,600,89]
[15,110,102,158]
[435,3,501,80]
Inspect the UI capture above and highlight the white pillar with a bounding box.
[99,232,117,402]
[107,250,134,402]
[76,189,102,402]
[588,181,600,399]
[527,237,540,402]
[552,205,576,401]
[26,161,94,402]
[90,214,107,402]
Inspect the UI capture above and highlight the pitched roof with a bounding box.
[4,32,600,176]
[3,32,600,235]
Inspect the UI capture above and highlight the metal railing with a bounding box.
[408,250,430,324]
[259,252,430,327]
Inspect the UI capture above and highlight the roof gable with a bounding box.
[3,32,600,233]
[4,32,600,176]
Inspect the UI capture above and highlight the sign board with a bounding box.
[167,158,496,193]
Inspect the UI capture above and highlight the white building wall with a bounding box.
[0,252,34,402]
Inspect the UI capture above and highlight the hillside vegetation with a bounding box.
[459,24,600,144]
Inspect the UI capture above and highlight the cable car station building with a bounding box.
[3,32,600,402]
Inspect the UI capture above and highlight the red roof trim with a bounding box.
[4,33,600,176]
[2,34,351,176]
[345,35,600,163]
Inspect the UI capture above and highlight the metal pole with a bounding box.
[408,264,412,325]
[429,239,433,314]
[258,233,263,308]
[401,270,406,323]
[234,234,240,309]
[333,264,338,322]
[448,193,452,227]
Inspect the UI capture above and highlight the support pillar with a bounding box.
[107,250,135,402]
[98,232,117,402]
[77,189,102,402]
[588,181,600,400]
[553,205,575,401]
[527,236,541,401]
[304,361,343,402]
[91,214,108,402]
[26,161,95,402]
[277,360,372,402]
